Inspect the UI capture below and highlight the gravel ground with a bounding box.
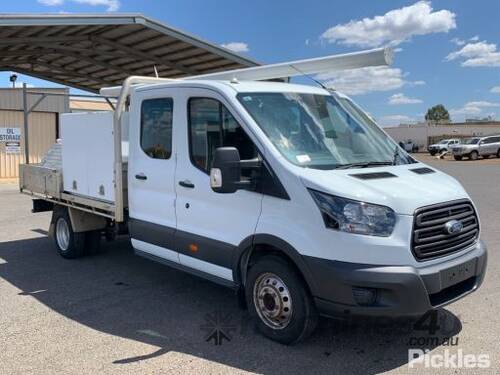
[0,156,498,375]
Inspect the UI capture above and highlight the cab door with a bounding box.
[479,137,494,156]
[174,88,264,281]
[128,88,179,263]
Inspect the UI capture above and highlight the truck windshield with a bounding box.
[237,92,413,169]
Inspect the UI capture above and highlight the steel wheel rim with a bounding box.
[253,272,292,329]
[56,218,70,251]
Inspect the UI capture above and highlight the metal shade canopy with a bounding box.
[0,14,259,93]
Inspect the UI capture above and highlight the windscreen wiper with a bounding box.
[335,161,393,169]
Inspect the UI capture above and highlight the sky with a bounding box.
[1,0,500,126]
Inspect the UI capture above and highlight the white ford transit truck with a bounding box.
[20,48,487,344]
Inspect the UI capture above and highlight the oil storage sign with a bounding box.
[0,128,21,142]
[0,128,21,154]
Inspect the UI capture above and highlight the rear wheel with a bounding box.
[53,208,85,259]
[469,151,479,160]
[453,155,463,161]
[245,255,318,344]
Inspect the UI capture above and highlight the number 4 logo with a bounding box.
[414,310,441,335]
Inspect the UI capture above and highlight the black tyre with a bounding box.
[53,207,85,259]
[429,151,436,156]
[453,155,463,161]
[245,255,318,344]
[469,151,479,160]
[85,230,102,255]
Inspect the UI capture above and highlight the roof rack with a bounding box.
[107,47,393,222]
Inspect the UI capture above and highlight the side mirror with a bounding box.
[210,147,261,193]
[210,147,243,193]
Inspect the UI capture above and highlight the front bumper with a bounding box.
[304,240,487,317]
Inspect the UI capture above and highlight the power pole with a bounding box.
[22,83,29,164]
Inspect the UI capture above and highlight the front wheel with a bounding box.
[53,207,85,259]
[469,151,479,160]
[245,255,318,344]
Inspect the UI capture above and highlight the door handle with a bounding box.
[135,173,147,180]
[179,180,195,188]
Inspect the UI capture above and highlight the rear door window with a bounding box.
[140,98,173,159]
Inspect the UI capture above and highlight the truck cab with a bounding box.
[125,79,487,343]
[21,78,488,344]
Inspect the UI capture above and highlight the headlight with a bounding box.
[308,189,396,237]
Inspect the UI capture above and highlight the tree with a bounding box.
[425,104,450,123]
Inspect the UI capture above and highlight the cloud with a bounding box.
[388,93,422,105]
[38,0,120,11]
[412,80,426,86]
[450,101,500,117]
[491,86,500,94]
[378,114,415,126]
[73,0,120,11]
[315,66,424,95]
[320,1,456,47]
[38,0,63,5]
[446,40,500,67]
[221,42,249,53]
[451,36,479,46]
[451,37,465,46]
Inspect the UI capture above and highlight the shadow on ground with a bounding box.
[0,235,462,374]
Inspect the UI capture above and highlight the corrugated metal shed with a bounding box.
[0,110,56,178]
[0,14,259,93]
[70,97,113,112]
[0,88,69,113]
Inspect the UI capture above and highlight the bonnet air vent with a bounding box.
[349,172,397,180]
[410,167,435,175]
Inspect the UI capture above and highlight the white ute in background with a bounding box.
[20,47,487,344]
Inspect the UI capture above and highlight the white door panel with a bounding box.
[128,89,179,263]
[173,88,263,274]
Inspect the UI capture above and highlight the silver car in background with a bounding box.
[427,138,460,156]
[451,135,500,160]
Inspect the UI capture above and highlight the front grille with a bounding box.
[412,199,479,261]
